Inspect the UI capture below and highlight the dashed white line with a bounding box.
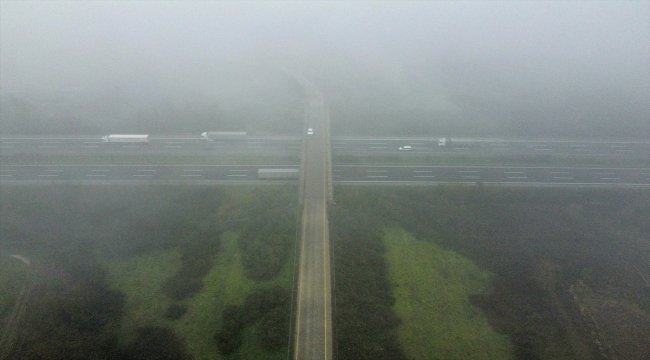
[133,174,152,177]
[227,174,248,177]
[600,178,620,180]
[504,171,524,174]
[462,176,481,178]
[367,175,388,178]
[43,169,63,172]
[165,145,182,148]
[369,146,388,149]
[414,176,435,178]
[86,174,106,177]
[91,170,110,172]
[229,169,248,172]
[507,177,528,179]
[459,170,479,173]
[367,170,387,173]
[181,174,202,177]
[81,146,99,148]
[553,177,574,180]
[182,169,204,172]
[38,174,59,177]
[596,172,616,175]
[413,170,433,173]
[137,169,157,172]
[0,174,13,177]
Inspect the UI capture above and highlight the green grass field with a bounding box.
[103,231,294,360]
[383,227,513,360]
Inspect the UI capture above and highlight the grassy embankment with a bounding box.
[383,227,513,360]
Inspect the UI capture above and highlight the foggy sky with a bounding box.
[1,1,648,136]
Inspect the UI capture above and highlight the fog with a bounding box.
[1,1,648,137]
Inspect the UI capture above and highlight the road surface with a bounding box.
[293,90,333,359]
[2,135,648,159]
[1,164,647,187]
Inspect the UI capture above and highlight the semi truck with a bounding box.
[258,168,300,180]
[437,138,476,147]
[102,134,149,143]
[201,131,247,141]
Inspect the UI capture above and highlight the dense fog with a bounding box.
[1,1,648,137]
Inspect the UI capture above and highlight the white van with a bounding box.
[398,145,412,151]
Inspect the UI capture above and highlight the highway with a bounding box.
[293,87,333,359]
[1,164,648,186]
[2,135,648,158]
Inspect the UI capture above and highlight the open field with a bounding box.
[383,227,513,360]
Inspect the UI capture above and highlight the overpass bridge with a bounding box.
[292,77,333,360]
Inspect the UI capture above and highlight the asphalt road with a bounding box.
[293,90,333,359]
[1,164,648,186]
[2,135,648,158]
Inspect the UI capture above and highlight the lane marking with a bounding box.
[459,170,479,173]
[164,145,182,148]
[86,174,106,177]
[414,175,436,178]
[367,170,387,173]
[553,177,574,179]
[81,146,99,148]
[43,170,63,172]
[367,175,388,178]
[413,170,433,173]
[504,171,524,174]
[0,174,13,177]
[462,176,481,178]
[137,169,157,172]
[596,172,616,175]
[133,174,152,177]
[181,174,202,177]
[227,174,247,177]
[600,178,621,180]
[507,176,528,179]
[38,174,58,177]
[369,146,388,149]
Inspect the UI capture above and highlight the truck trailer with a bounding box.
[201,131,247,141]
[102,134,149,143]
[257,168,300,180]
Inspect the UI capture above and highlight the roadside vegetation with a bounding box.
[0,184,298,360]
[331,186,649,360]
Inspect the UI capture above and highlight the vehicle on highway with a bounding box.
[438,138,447,146]
[398,145,412,151]
[201,131,247,141]
[258,168,301,179]
[101,134,149,143]
[307,128,314,135]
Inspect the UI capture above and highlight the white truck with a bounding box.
[437,138,476,147]
[102,134,149,143]
[201,131,247,141]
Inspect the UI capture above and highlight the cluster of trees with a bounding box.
[237,187,298,281]
[2,247,192,360]
[329,207,407,360]
[214,286,291,355]
[332,186,650,359]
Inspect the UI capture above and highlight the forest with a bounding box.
[330,186,649,360]
[0,185,298,360]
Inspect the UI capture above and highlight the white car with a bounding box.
[398,145,412,151]
[307,128,314,135]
